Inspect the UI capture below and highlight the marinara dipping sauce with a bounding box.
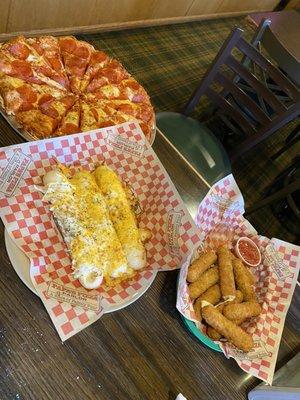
[235,237,261,267]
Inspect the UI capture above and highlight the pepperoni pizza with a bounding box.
[0,35,155,141]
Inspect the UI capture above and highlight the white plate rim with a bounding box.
[4,228,157,313]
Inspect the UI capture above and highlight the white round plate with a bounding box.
[4,229,157,313]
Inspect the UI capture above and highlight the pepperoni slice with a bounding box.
[91,107,98,121]
[124,80,141,91]
[16,85,38,104]
[47,56,63,72]
[59,37,77,53]
[30,41,44,55]
[74,45,90,59]
[136,104,153,122]
[60,123,79,134]
[66,56,87,69]
[108,59,122,69]
[87,76,108,93]
[99,120,114,128]
[90,51,109,65]
[139,122,151,138]
[52,75,69,89]
[26,76,44,85]
[100,68,121,84]
[117,103,136,116]
[61,95,75,109]
[7,42,30,60]
[101,104,115,115]
[38,94,54,105]
[39,103,59,119]
[113,115,127,124]
[19,102,35,112]
[11,60,33,78]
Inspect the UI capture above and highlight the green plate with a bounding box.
[180,314,222,352]
[177,276,222,352]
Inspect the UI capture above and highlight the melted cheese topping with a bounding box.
[100,85,120,98]
[94,165,146,271]
[43,168,133,287]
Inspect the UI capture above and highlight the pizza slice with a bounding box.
[104,100,154,140]
[119,78,150,103]
[86,77,150,104]
[85,58,129,93]
[0,38,66,91]
[113,112,153,140]
[0,75,37,114]
[26,36,69,89]
[80,97,116,131]
[54,99,81,136]
[80,50,111,92]
[0,74,67,114]
[15,109,58,138]
[0,50,44,85]
[38,93,76,120]
[59,36,95,93]
[14,94,76,138]
[105,100,154,123]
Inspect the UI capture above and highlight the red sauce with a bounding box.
[238,239,260,265]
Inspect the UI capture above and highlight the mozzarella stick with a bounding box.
[234,318,247,325]
[218,246,236,300]
[187,251,217,282]
[207,316,247,342]
[244,266,256,285]
[223,302,262,321]
[189,266,219,300]
[216,303,225,312]
[234,290,244,304]
[231,252,256,285]
[233,259,257,301]
[206,289,242,333]
[193,284,221,321]
[202,305,254,352]
[207,326,222,341]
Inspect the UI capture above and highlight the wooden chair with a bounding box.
[182,27,300,162]
[245,156,300,236]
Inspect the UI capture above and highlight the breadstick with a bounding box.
[193,284,221,321]
[187,251,217,282]
[223,302,262,321]
[202,305,253,352]
[233,258,257,301]
[189,266,219,300]
[218,246,236,300]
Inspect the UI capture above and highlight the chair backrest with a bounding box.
[183,26,300,160]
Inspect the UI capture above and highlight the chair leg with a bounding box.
[245,179,300,216]
[271,134,300,160]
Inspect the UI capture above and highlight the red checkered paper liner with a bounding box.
[176,174,300,384]
[0,121,202,341]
